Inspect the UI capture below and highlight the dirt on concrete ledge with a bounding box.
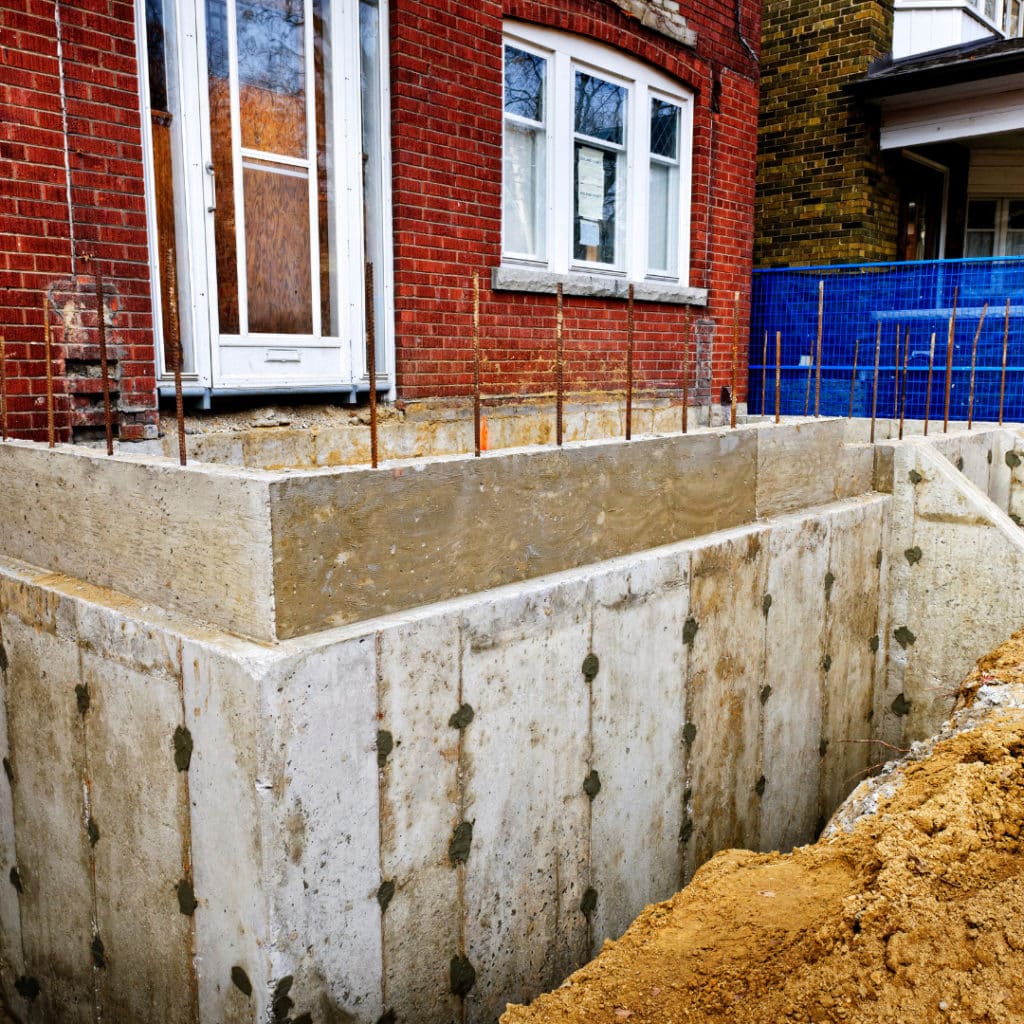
[503,631,1024,1024]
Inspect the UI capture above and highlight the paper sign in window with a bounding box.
[578,219,600,247]
[577,146,605,222]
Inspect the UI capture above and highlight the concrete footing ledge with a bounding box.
[0,419,1021,1023]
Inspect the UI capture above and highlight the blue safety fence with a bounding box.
[749,257,1024,423]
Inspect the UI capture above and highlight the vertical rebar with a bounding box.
[625,284,634,440]
[94,271,113,455]
[803,344,812,416]
[899,329,909,440]
[0,334,7,442]
[760,331,768,420]
[555,283,564,447]
[165,249,187,466]
[473,272,481,458]
[848,338,859,419]
[942,285,958,433]
[924,331,936,436]
[774,330,781,424]
[43,294,54,448]
[870,321,881,444]
[730,290,739,428]
[681,323,689,434]
[892,325,901,422]
[365,261,378,468]
[999,297,1010,427]
[814,278,823,417]
[967,301,987,431]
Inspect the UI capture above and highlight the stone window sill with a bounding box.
[491,265,708,306]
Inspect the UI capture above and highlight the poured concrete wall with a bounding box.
[2,419,1024,1022]
[0,420,875,642]
[0,492,889,1024]
[879,437,1024,742]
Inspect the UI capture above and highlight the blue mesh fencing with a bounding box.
[749,257,1024,423]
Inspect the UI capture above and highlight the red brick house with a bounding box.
[1,0,759,442]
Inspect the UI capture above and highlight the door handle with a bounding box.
[206,162,216,213]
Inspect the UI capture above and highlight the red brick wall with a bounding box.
[389,0,760,404]
[1,0,757,443]
[0,0,157,443]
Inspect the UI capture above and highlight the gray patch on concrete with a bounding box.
[448,704,474,730]
[909,469,922,484]
[904,546,922,565]
[582,770,601,800]
[230,965,252,997]
[376,730,393,769]
[894,626,917,649]
[682,617,699,645]
[581,653,599,681]
[891,693,912,717]
[176,878,197,916]
[449,956,476,998]
[376,879,395,912]
[173,724,193,772]
[580,887,597,917]
[1006,450,1021,468]
[448,821,473,866]
[75,683,89,716]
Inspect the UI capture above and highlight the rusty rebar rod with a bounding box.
[365,261,378,468]
[814,279,823,417]
[473,271,481,458]
[942,285,958,433]
[626,283,635,440]
[774,330,781,424]
[967,301,988,431]
[0,334,7,442]
[43,294,54,448]
[924,331,936,436]
[892,325,901,422]
[681,326,689,435]
[848,338,859,419]
[760,331,768,420]
[730,290,739,428]
[164,249,186,466]
[899,329,909,440]
[555,283,564,446]
[999,297,1010,427]
[803,343,813,416]
[870,321,881,444]
[94,271,113,455]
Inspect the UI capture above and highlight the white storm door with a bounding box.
[200,0,363,388]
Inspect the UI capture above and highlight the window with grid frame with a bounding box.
[502,23,694,287]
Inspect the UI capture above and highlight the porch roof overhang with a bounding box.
[849,36,1024,149]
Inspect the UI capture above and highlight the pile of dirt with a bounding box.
[503,631,1024,1024]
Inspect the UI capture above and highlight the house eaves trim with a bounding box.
[850,37,1024,102]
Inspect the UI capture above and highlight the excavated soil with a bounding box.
[503,631,1024,1024]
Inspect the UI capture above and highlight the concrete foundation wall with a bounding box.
[0,419,875,641]
[2,418,1023,1022]
[0,492,888,1024]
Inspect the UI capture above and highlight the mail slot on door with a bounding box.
[265,349,302,363]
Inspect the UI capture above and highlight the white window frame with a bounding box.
[965,196,1024,256]
[501,21,694,290]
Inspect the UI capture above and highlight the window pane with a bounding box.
[575,72,624,145]
[648,161,677,273]
[965,230,995,258]
[1008,200,1024,231]
[243,160,313,333]
[574,143,618,264]
[504,46,545,122]
[650,98,678,160]
[207,0,239,333]
[237,0,307,158]
[967,199,996,230]
[504,122,545,257]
